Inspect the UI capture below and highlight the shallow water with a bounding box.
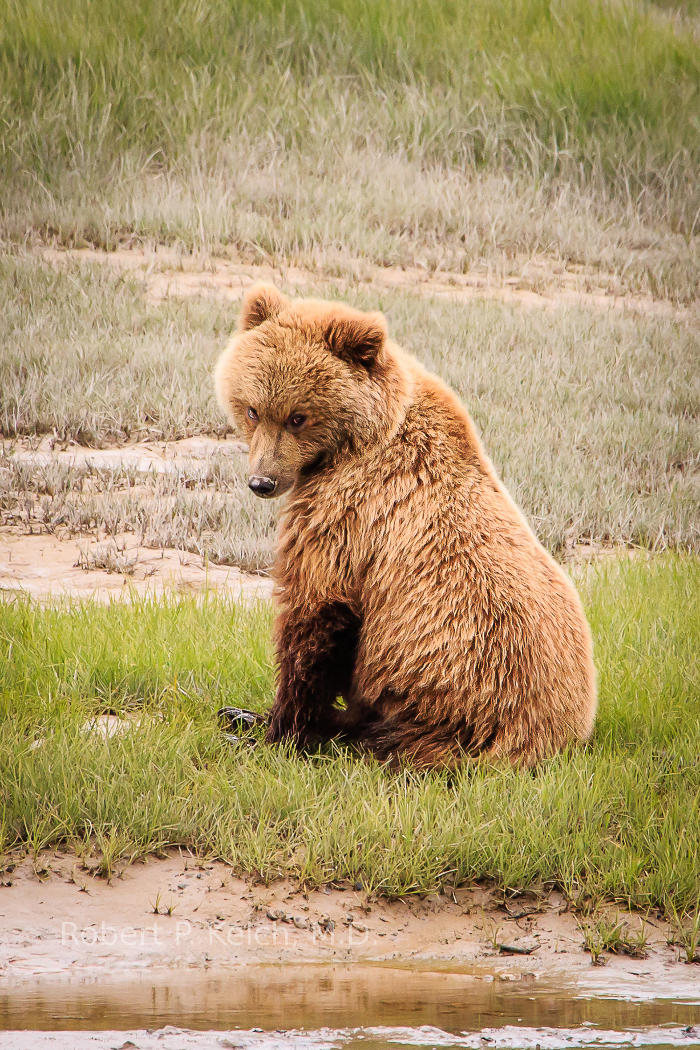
[1,964,699,1049]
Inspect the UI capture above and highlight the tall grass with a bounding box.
[1,555,698,913]
[0,0,698,294]
[3,0,696,184]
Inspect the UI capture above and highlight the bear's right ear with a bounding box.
[324,310,387,367]
[238,283,288,332]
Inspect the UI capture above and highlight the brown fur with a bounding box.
[215,284,597,768]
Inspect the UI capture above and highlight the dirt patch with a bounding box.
[0,435,273,601]
[0,851,691,990]
[6,434,247,474]
[40,247,698,322]
[0,531,271,602]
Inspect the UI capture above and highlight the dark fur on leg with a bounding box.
[265,602,360,747]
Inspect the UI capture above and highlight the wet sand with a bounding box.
[2,962,700,1036]
[0,851,694,988]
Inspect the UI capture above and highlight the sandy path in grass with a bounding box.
[0,851,694,996]
[5,434,247,475]
[0,529,272,602]
[41,246,698,322]
[1,435,273,602]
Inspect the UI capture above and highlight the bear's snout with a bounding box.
[248,474,277,497]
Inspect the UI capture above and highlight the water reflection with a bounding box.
[1,964,699,1034]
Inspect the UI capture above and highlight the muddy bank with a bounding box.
[0,852,693,989]
[2,854,699,1049]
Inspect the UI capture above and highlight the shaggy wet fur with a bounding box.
[215,284,597,768]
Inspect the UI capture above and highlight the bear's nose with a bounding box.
[248,475,277,497]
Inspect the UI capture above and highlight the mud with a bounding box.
[0,852,691,983]
[1,854,699,1048]
[2,1028,700,1050]
[1,964,700,1036]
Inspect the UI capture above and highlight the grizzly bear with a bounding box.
[215,284,597,768]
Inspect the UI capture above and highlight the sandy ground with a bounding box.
[0,530,272,602]
[0,851,694,995]
[6,435,247,475]
[41,246,698,322]
[0,436,274,602]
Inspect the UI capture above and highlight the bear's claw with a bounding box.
[217,706,268,734]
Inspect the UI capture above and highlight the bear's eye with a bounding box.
[247,407,258,422]
[287,412,307,430]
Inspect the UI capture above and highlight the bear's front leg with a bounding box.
[265,601,359,748]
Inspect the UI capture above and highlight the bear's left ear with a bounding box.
[324,311,387,367]
[238,283,288,332]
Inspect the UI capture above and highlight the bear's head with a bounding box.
[215,284,400,498]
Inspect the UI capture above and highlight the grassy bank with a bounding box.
[1,0,698,299]
[0,555,698,916]
[1,255,698,558]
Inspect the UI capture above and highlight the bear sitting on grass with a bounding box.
[215,284,596,768]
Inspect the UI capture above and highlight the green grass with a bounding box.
[1,555,698,915]
[668,906,700,962]
[1,254,697,557]
[1,0,698,298]
[579,915,650,962]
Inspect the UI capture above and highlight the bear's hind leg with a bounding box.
[340,695,502,770]
[344,706,464,770]
[266,602,360,748]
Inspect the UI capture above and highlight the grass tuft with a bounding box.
[580,915,650,963]
[668,904,700,963]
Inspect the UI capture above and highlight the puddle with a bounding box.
[1,964,699,1048]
